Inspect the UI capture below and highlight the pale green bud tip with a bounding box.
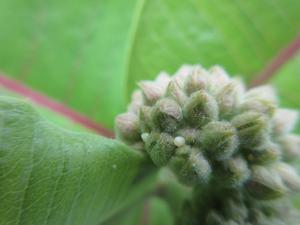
[170,148,211,186]
[272,108,298,135]
[166,80,187,105]
[155,72,171,88]
[247,142,281,164]
[279,134,300,161]
[139,81,164,105]
[150,98,183,132]
[145,132,175,166]
[209,65,230,84]
[190,152,212,183]
[241,85,277,116]
[246,166,287,200]
[231,111,269,147]
[115,112,140,142]
[275,162,300,192]
[215,79,244,116]
[227,157,250,187]
[200,121,238,160]
[184,70,207,95]
[245,85,277,103]
[128,90,143,113]
[183,90,219,127]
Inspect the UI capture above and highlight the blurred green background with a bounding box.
[0,0,299,132]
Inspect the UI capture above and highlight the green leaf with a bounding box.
[124,0,300,94]
[0,87,89,132]
[271,53,300,133]
[1,0,299,128]
[0,0,138,128]
[0,96,154,225]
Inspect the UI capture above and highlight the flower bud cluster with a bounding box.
[115,65,300,224]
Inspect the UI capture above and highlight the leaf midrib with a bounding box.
[122,0,147,101]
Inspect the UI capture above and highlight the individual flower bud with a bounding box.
[184,69,208,95]
[150,98,183,132]
[279,134,300,161]
[169,147,191,184]
[231,111,270,147]
[209,65,230,88]
[245,85,277,103]
[246,165,287,200]
[241,85,277,116]
[165,80,187,105]
[170,147,211,186]
[139,81,164,105]
[200,121,238,161]
[154,72,171,90]
[115,112,140,143]
[144,132,176,166]
[176,128,200,145]
[272,109,298,135]
[247,142,281,164]
[206,210,224,225]
[173,65,196,86]
[275,162,300,192]
[220,157,250,187]
[183,90,218,128]
[240,98,276,116]
[139,106,152,132]
[215,79,244,117]
[128,90,143,113]
[189,151,212,184]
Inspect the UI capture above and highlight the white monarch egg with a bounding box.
[174,136,186,147]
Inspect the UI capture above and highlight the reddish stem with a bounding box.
[251,34,300,87]
[139,201,150,225]
[0,74,114,138]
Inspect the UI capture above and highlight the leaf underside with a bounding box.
[0,96,154,225]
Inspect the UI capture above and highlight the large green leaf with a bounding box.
[0,96,154,225]
[125,0,300,93]
[0,0,299,128]
[0,87,89,132]
[0,0,138,128]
